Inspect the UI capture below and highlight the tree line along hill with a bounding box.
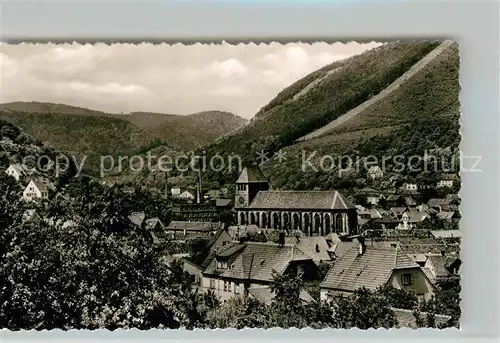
[0,102,247,176]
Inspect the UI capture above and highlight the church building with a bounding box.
[234,166,358,236]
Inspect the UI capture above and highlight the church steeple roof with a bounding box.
[236,166,268,184]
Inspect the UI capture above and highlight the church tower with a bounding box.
[234,166,269,209]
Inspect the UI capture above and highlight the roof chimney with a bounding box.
[357,236,366,255]
[278,231,285,246]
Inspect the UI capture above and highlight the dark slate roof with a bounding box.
[391,308,451,328]
[248,190,355,210]
[320,246,419,291]
[236,166,268,184]
[203,242,311,283]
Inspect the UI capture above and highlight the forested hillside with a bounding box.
[200,41,460,191]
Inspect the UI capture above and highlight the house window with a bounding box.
[234,282,239,294]
[401,273,413,286]
[217,260,228,269]
[224,281,228,292]
[228,281,232,292]
[210,278,215,289]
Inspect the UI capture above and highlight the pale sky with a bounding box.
[0,42,382,119]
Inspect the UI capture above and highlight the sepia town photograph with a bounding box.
[0,40,461,330]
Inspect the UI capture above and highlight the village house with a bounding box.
[374,215,400,230]
[359,187,384,205]
[204,189,221,200]
[400,182,418,193]
[128,212,167,244]
[319,238,435,302]
[421,254,461,285]
[366,166,384,180]
[436,211,460,222]
[171,201,219,222]
[166,220,223,240]
[5,163,29,182]
[436,174,458,189]
[390,206,407,220]
[201,240,318,302]
[397,211,428,230]
[386,195,407,208]
[179,190,195,201]
[430,229,461,240]
[288,235,333,265]
[171,187,181,197]
[22,180,49,201]
[235,166,358,237]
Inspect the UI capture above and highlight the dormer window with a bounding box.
[217,259,228,269]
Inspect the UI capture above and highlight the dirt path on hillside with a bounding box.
[298,40,455,142]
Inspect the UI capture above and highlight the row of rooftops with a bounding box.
[189,228,460,297]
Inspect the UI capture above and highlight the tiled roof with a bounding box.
[329,241,357,260]
[403,211,428,223]
[22,209,38,222]
[203,242,312,282]
[29,180,48,193]
[391,308,451,328]
[166,221,222,232]
[387,195,403,202]
[404,197,417,206]
[426,255,452,277]
[428,198,447,207]
[248,190,355,210]
[440,173,457,180]
[391,207,407,216]
[248,286,315,305]
[295,236,332,263]
[359,187,380,194]
[430,230,461,239]
[436,211,456,220]
[216,198,233,207]
[144,218,164,230]
[320,246,419,291]
[128,212,146,226]
[8,163,28,175]
[236,166,268,184]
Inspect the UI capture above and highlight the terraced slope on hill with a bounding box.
[299,40,456,141]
